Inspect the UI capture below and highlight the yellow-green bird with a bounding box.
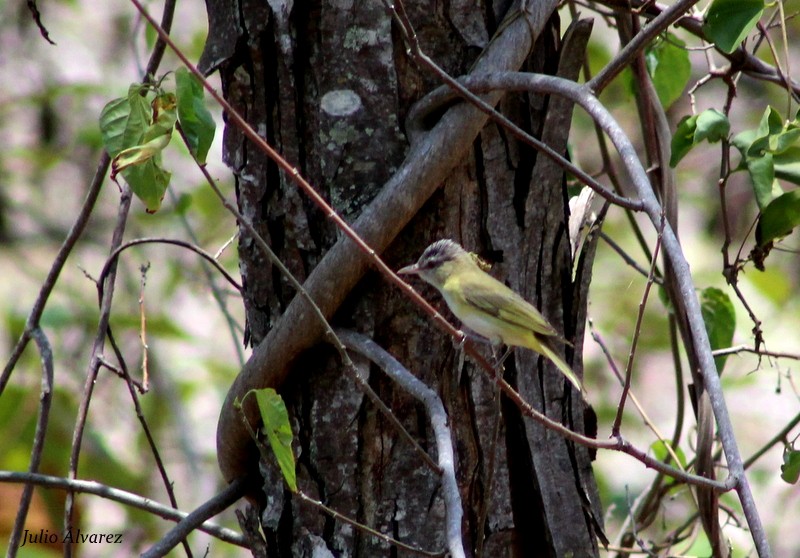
[398,239,582,393]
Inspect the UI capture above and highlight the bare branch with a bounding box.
[712,345,800,361]
[0,471,246,547]
[612,213,664,437]
[25,0,56,45]
[0,152,109,395]
[589,0,702,92]
[744,412,800,469]
[64,186,134,556]
[599,0,800,97]
[97,237,243,296]
[142,477,249,557]
[296,491,445,557]
[7,328,53,558]
[336,330,465,558]
[599,231,662,282]
[127,0,559,485]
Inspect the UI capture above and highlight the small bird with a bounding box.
[398,239,582,393]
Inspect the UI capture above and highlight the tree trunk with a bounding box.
[201,1,603,555]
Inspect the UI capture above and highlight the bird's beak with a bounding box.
[397,263,419,275]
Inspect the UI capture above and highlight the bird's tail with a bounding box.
[537,338,584,395]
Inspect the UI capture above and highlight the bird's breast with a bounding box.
[440,288,503,345]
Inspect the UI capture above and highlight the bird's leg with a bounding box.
[493,345,512,378]
[454,330,467,373]
[496,346,512,366]
[452,329,468,351]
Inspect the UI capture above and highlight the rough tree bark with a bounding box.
[201,0,603,555]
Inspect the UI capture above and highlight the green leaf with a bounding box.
[773,146,800,186]
[731,106,800,208]
[175,67,216,164]
[772,128,800,155]
[99,97,132,156]
[703,0,764,54]
[670,115,697,167]
[695,109,731,144]
[748,108,795,157]
[755,189,800,246]
[760,105,784,140]
[121,85,153,154]
[781,448,800,484]
[645,33,690,110]
[700,287,735,373]
[746,152,778,209]
[249,388,297,492]
[685,532,713,557]
[670,109,730,167]
[650,440,687,468]
[121,158,171,213]
[109,92,177,212]
[731,127,757,159]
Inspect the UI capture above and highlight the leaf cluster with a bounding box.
[99,68,215,212]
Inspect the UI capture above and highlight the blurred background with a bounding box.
[1,1,798,556]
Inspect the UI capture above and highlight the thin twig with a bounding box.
[589,0,702,92]
[141,477,250,558]
[295,491,445,557]
[336,330,465,558]
[167,188,246,366]
[97,237,243,296]
[7,328,53,558]
[599,231,662,283]
[712,345,800,360]
[0,471,246,546]
[756,16,793,117]
[744,412,800,469]
[0,152,110,395]
[97,355,145,392]
[612,212,664,436]
[101,338,192,557]
[138,262,151,391]
[64,186,134,557]
[590,322,683,468]
[26,0,56,45]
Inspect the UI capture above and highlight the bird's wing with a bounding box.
[457,274,559,337]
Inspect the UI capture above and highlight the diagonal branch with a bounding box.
[444,71,770,556]
[130,4,768,554]
[182,0,561,484]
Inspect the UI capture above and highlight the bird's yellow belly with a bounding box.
[446,296,533,348]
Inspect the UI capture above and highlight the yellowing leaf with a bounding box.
[111,133,172,177]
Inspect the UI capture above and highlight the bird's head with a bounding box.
[397,239,472,288]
